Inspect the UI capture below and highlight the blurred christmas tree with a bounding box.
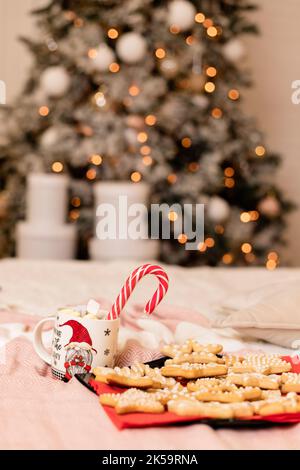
[0,0,293,266]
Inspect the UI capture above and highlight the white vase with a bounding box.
[89,181,159,261]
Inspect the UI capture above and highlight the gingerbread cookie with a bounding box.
[226,372,281,390]
[254,394,300,416]
[281,373,300,393]
[161,362,228,379]
[194,386,261,403]
[99,392,121,407]
[150,386,196,405]
[143,365,177,389]
[93,366,115,384]
[261,390,282,400]
[161,341,193,358]
[105,363,154,388]
[230,355,291,375]
[190,341,223,354]
[164,351,224,366]
[100,388,164,414]
[116,389,164,415]
[168,399,234,419]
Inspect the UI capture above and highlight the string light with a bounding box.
[188,162,199,172]
[204,82,216,93]
[255,145,266,157]
[142,156,153,166]
[178,233,188,244]
[107,28,119,39]
[168,211,178,222]
[88,48,97,59]
[86,168,97,180]
[198,242,207,252]
[170,25,180,34]
[140,145,151,155]
[195,12,205,23]
[131,171,142,183]
[228,89,240,100]
[222,253,233,265]
[224,177,235,188]
[207,26,218,37]
[206,66,217,77]
[249,210,259,221]
[268,251,279,261]
[128,85,140,96]
[186,35,195,45]
[94,92,106,107]
[137,132,148,143]
[266,259,277,271]
[109,62,120,73]
[167,173,177,184]
[69,209,80,221]
[215,224,224,235]
[145,114,157,126]
[211,108,222,119]
[241,242,252,254]
[240,212,251,223]
[155,48,166,59]
[52,161,63,173]
[39,106,49,117]
[205,237,215,248]
[71,196,81,207]
[224,167,235,177]
[90,154,102,165]
[203,18,214,28]
[181,137,192,148]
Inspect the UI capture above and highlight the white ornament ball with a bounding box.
[116,32,147,64]
[40,127,58,148]
[258,196,280,218]
[168,0,196,31]
[160,58,179,78]
[40,66,70,97]
[223,38,246,63]
[207,197,230,223]
[92,44,115,71]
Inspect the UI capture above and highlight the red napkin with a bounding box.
[90,356,300,430]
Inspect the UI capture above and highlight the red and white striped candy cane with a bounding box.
[108,264,169,320]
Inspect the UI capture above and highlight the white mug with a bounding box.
[33,308,119,381]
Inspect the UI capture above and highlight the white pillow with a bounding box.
[213,279,300,349]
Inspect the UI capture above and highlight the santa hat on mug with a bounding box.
[59,320,97,353]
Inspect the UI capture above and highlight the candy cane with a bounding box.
[108,264,169,320]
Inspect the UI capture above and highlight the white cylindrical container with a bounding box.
[93,181,150,207]
[27,173,69,227]
[16,222,76,260]
[89,237,159,261]
[89,181,159,260]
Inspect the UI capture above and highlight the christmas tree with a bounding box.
[0,0,293,266]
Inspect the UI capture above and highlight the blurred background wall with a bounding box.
[1,0,300,263]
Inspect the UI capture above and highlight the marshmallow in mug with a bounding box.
[59,299,108,320]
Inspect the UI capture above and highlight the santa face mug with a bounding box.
[33,305,119,381]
